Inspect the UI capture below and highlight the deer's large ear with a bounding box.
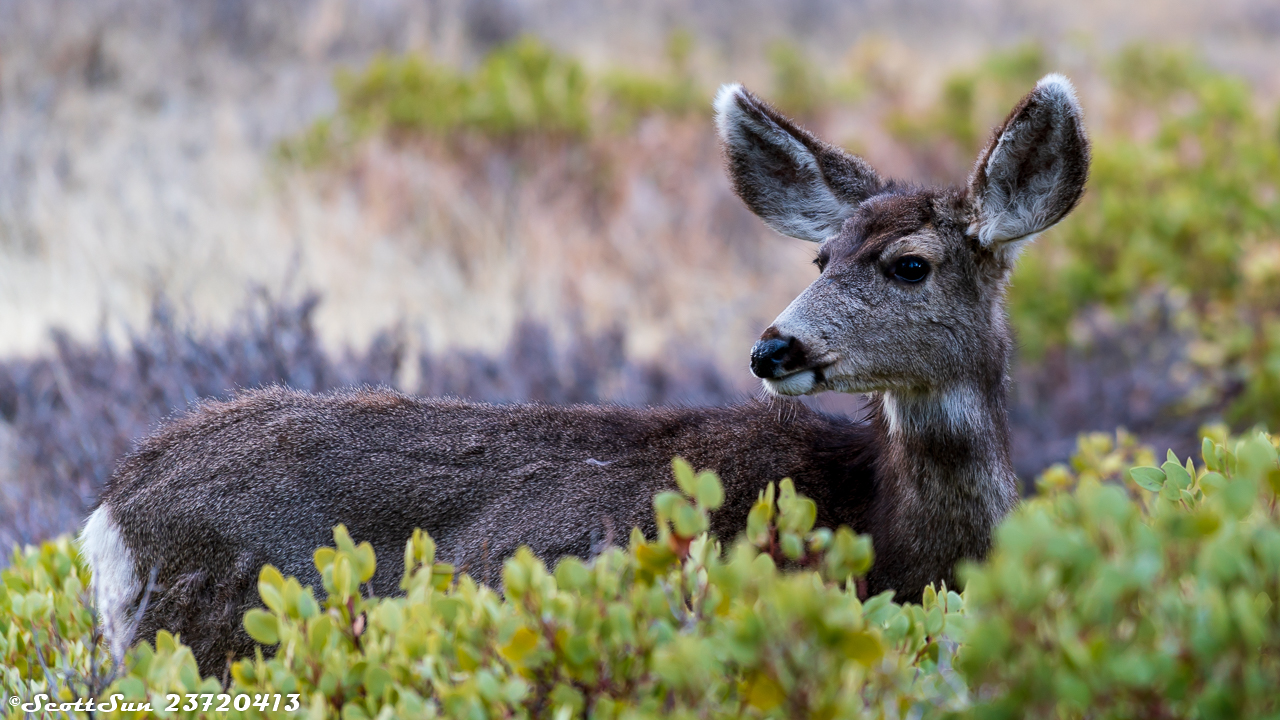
[715,84,882,242]
[968,74,1090,252]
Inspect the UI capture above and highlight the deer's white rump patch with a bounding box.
[79,505,141,660]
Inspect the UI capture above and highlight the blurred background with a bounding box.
[1,0,1278,550]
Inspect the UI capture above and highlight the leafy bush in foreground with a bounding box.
[960,430,1280,719]
[4,432,1279,718]
[3,462,966,719]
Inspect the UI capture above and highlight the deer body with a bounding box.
[82,75,1090,677]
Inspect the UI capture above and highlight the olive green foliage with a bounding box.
[278,33,714,163]
[223,463,963,719]
[599,30,701,129]
[0,536,109,704]
[4,459,972,719]
[278,32,857,160]
[762,41,830,119]
[887,43,1049,154]
[960,428,1280,719]
[278,37,592,162]
[1011,47,1280,375]
[7,434,1280,718]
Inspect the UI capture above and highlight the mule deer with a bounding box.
[81,75,1089,676]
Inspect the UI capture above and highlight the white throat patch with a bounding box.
[881,385,988,438]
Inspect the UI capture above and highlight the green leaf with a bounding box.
[500,626,540,666]
[747,499,773,547]
[1200,471,1227,495]
[778,478,797,506]
[334,555,355,599]
[793,497,817,534]
[843,630,884,665]
[365,665,393,698]
[635,542,676,574]
[1130,466,1166,492]
[809,527,833,554]
[780,532,804,560]
[354,541,377,583]
[503,552,532,597]
[431,562,454,591]
[745,671,785,711]
[259,564,285,590]
[554,557,591,591]
[653,491,683,520]
[314,546,336,572]
[694,470,725,510]
[1222,476,1259,518]
[258,565,286,613]
[1162,459,1192,490]
[1203,437,1219,471]
[258,582,285,615]
[244,609,279,645]
[922,584,938,610]
[1266,468,1280,497]
[310,614,333,654]
[334,524,357,555]
[341,701,371,720]
[925,606,944,636]
[672,456,697,496]
[671,502,704,538]
[1238,435,1277,480]
[297,588,320,619]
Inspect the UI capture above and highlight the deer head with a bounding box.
[716,75,1089,400]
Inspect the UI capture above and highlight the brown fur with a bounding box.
[85,75,1090,678]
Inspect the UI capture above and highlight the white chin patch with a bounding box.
[763,370,816,396]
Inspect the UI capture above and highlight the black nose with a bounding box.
[750,336,794,379]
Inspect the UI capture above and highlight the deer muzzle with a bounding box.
[750,330,811,379]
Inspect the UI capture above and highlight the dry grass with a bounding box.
[2,0,1277,360]
[0,290,753,550]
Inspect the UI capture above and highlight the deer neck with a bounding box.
[875,379,1018,533]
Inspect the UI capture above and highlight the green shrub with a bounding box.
[1010,46,1280,356]
[960,428,1280,719]
[6,432,1279,718]
[1,536,105,704]
[887,43,1047,157]
[277,37,591,163]
[764,41,828,119]
[600,30,702,129]
[222,475,960,719]
[3,460,969,718]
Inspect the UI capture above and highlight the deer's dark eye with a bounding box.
[892,256,930,283]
